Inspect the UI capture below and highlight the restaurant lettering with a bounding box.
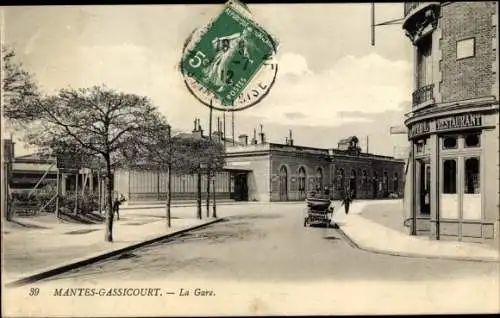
[436,113,482,131]
[408,113,483,139]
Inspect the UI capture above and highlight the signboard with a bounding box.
[180,0,279,111]
[436,113,482,131]
[407,113,483,140]
[408,121,431,139]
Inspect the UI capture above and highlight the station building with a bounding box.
[2,126,404,206]
[114,123,405,204]
[402,2,499,241]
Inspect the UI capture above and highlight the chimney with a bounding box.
[259,124,266,144]
[238,134,248,145]
[288,129,294,146]
[251,128,258,144]
[192,118,203,137]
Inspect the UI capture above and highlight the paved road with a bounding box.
[24,204,499,314]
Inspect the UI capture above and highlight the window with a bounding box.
[416,34,433,88]
[443,159,457,194]
[464,133,480,148]
[456,38,475,60]
[393,172,399,194]
[298,167,306,192]
[316,167,323,189]
[464,158,480,194]
[362,170,368,192]
[442,136,457,149]
[415,138,428,154]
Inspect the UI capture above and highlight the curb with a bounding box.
[335,225,500,263]
[5,218,225,288]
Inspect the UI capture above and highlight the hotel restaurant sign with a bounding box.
[408,113,482,139]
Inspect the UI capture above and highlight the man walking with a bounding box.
[341,187,353,215]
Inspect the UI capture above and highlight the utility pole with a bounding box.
[206,104,213,218]
[370,3,404,46]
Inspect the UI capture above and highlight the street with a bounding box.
[16,203,497,315]
[38,204,497,283]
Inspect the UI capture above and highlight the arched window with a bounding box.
[362,170,368,193]
[316,167,323,189]
[350,169,357,198]
[372,171,378,198]
[383,171,389,196]
[337,168,345,195]
[393,172,399,194]
[279,165,288,201]
[298,166,307,199]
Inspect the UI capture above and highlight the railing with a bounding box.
[412,84,434,107]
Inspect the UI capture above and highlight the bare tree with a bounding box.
[133,131,226,220]
[11,85,169,242]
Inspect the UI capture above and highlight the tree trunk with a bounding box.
[104,157,114,242]
[166,164,172,227]
[197,170,202,219]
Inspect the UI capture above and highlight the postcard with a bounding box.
[1,1,499,316]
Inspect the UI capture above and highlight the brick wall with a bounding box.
[270,152,330,201]
[440,2,497,102]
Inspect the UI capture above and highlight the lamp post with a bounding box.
[199,162,208,220]
[212,170,217,218]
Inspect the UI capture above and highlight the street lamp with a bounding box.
[199,162,208,220]
[212,170,217,218]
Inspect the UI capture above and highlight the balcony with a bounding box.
[403,2,441,44]
[404,2,421,16]
[412,84,435,111]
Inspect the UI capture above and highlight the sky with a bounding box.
[2,3,412,157]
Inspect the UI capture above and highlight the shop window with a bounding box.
[415,138,428,154]
[443,159,457,194]
[464,158,480,194]
[464,133,480,148]
[442,136,457,149]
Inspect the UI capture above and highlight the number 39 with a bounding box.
[189,51,206,68]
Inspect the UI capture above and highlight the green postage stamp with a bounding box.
[181,1,278,109]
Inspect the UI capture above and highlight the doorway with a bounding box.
[416,159,431,215]
[232,173,248,201]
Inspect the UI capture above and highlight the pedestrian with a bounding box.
[113,193,126,221]
[341,187,353,214]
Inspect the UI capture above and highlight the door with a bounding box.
[279,166,288,201]
[233,173,248,201]
[416,159,431,215]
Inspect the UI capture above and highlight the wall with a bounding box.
[483,112,500,238]
[225,151,270,202]
[440,2,497,102]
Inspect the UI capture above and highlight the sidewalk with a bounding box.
[333,200,500,262]
[2,211,221,286]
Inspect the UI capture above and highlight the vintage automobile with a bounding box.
[303,193,334,227]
